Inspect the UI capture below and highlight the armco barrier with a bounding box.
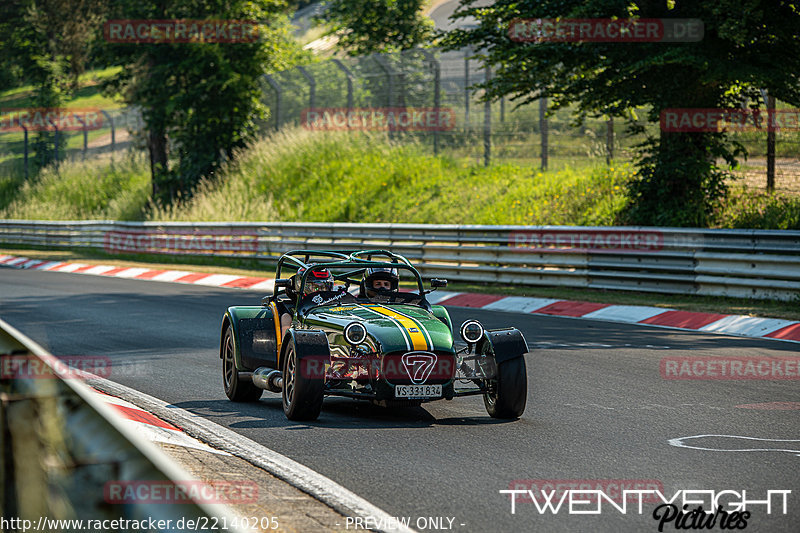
[0,220,798,300]
[0,317,245,531]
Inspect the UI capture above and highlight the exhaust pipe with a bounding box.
[252,367,283,392]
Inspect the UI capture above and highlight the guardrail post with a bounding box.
[539,98,548,170]
[484,64,491,167]
[297,66,316,111]
[263,75,282,131]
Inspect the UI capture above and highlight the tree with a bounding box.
[0,0,106,168]
[100,0,307,204]
[443,1,800,226]
[321,0,434,55]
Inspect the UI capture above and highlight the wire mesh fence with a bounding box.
[0,107,143,178]
[3,47,798,195]
[259,47,800,194]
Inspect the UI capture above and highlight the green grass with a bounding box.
[2,126,799,229]
[1,154,150,220]
[0,66,123,109]
[150,128,634,225]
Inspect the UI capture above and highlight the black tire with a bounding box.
[222,326,262,402]
[281,338,325,421]
[484,356,527,419]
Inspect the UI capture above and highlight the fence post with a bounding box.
[76,116,87,160]
[484,64,491,167]
[417,48,441,155]
[331,59,354,113]
[464,49,470,132]
[606,117,614,164]
[22,125,28,179]
[500,97,505,123]
[766,94,776,192]
[263,75,282,131]
[539,98,548,170]
[373,55,394,107]
[374,55,395,139]
[297,66,316,111]
[47,117,60,170]
[100,110,115,161]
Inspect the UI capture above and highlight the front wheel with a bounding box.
[282,340,324,421]
[222,326,262,402]
[484,356,527,419]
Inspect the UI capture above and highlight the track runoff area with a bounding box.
[0,258,797,532]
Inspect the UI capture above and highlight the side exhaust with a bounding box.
[251,367,283,392]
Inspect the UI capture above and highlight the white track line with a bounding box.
[90,377,417,533]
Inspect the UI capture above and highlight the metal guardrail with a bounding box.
[0,220,798,300]
[0,317,244,531]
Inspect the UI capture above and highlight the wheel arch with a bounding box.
[477,327,528,365]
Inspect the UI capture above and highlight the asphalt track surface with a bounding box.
[2,267,798,532]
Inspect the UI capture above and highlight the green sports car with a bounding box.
[219,250,529,421]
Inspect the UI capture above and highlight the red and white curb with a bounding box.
[0,254,275,291]
[3,254,799,344]
[427,293,800,344]
[91,388,230,456]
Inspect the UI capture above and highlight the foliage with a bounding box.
[2,128,795,230]
[719,187,800,230]
[442,0,800,226]
[99,0,308,204]
[1,155,150,220]
[320,0,434,55]
[150,128,633,224]
[0,0,107,168]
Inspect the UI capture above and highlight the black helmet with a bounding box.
[295,266,334,296]
[361,267,399,297]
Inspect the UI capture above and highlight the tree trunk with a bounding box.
[148,127,168,201]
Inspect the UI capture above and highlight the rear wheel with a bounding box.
[282,339,325,421]
[222,326,262,402]
[483,356,527,419]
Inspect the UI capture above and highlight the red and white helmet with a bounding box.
[295,266,334,295]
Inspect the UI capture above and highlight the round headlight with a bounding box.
[344,322,367,345]
[460,320,484,344]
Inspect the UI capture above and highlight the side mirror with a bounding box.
[275,278,291,288]
[430,278,448,288]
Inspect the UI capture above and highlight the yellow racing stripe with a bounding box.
[366,305,429,350]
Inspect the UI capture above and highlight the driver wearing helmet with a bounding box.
[294,266,334,297]
[360,267,399,298]
[281,266,334,337]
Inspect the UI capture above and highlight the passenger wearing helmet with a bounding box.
[360,267,400,299]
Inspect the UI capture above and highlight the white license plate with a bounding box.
[394,384,442,398]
